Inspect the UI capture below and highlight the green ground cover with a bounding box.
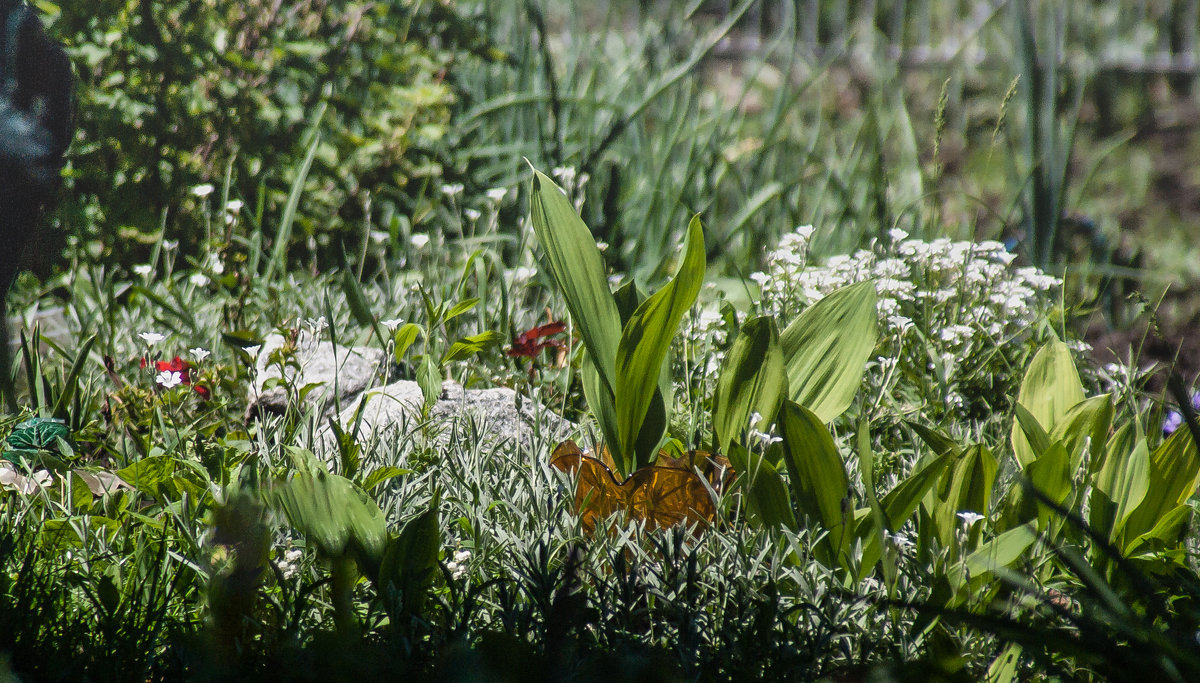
[2,1,1199,680]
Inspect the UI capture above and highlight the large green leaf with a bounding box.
[1120,426,1200,548]
[857,448,957,578]
[528,169,622,393]
[778,400,850,565]
[614,216,705,471]
[779,281,877,423]
[954,522,1037,589]
[379,507,440,619]
[726,442,796,531]
[1090,431,1149,543]
[932,445,997,546]
[268,470,388,570]
[712,315,786,454]
[1050,394,1113,473]
[1011,339,1085,468]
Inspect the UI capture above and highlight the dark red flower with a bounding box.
[507,321,566,359]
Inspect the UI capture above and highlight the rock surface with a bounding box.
[246,333,386,418]
[243,333,575,455]
[318,379,575,456]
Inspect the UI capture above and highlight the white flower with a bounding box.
[189,272,210,287]
[464,208,481,222]
[303,316,328,336]
[285,548,303,563]
[957,511,985,528]
[748,412,763,428]
[794,225,816,241]
[595,241,609,252]
[749,272,770,286]
[380,318,403,331]
[245,345,261,361]
[132,264,153,277]
[486,188,508,203]
[225,199,244,213]
[441,183,464,198]
[885,531,915,553]
[411,234,430,249]
[888,228,909,242]
[162,240,179,251]
[156,370,183,389]
[453,549,471,564]
[139,332,166,346]
[192,184,215,198]
[189,347,210,362]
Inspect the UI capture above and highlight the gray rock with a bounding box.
[318,379,576,456]
[247,333,386,418]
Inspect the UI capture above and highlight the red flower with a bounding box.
[140,356,210,398]
[507,321,566,359]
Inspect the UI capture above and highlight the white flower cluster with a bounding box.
[755,227,1060,344]
[446,549,471,580]
[276,547,304,580]
[751,227,1066,420]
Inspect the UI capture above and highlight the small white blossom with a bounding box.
[303,316,328,336]
[132,264,153,277]
[225,199,244,213]
[888,228,909,242]
[139,332,166,346]
[192,183,215,198]
[189,347,210,362]
[189,273,210,287]
[441,183,464,198]
[381,318,404,331]
[411,234,430,249]
[162,240,179,251]
[156,370,183,389]
[486,187,508,203]
[245,345,261,361]
[957,511,985,528]
[464,208,482,222]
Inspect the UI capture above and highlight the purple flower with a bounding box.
[1163,391,1200,436]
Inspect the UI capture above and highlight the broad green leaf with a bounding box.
[907,422,961,456]
[614,216,705,471]
[1050,394,1113,473]
[580,354,620,469]
[417,354,442,410]
[443,297,480,323]
[442,331,501,363]
[1012,403,1052,459]
[955,521,1037,588]
[726,442,796,531]
[362,466,409,493]
[1018,441,1072,532]
[392,323,422,363]
[268,470,387,569]
[857,448,957,578]
[780,281,877,423]
[1011,339,1085,468]
[778,400,849,566]
[115,456,177,500]
[528,169,622,392]
[1123,504,1192,556]
[1090,432,1149,543]
[933,445,997,546]
[1120,426,1200,547]
[712,316,786,454]
[379,507,440,618]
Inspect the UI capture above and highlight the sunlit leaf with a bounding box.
[780,281,877,423]
[1011,339,1085,468]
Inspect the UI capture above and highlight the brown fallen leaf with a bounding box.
[550,440,733,534]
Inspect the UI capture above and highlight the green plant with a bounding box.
[528,168,704,477]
